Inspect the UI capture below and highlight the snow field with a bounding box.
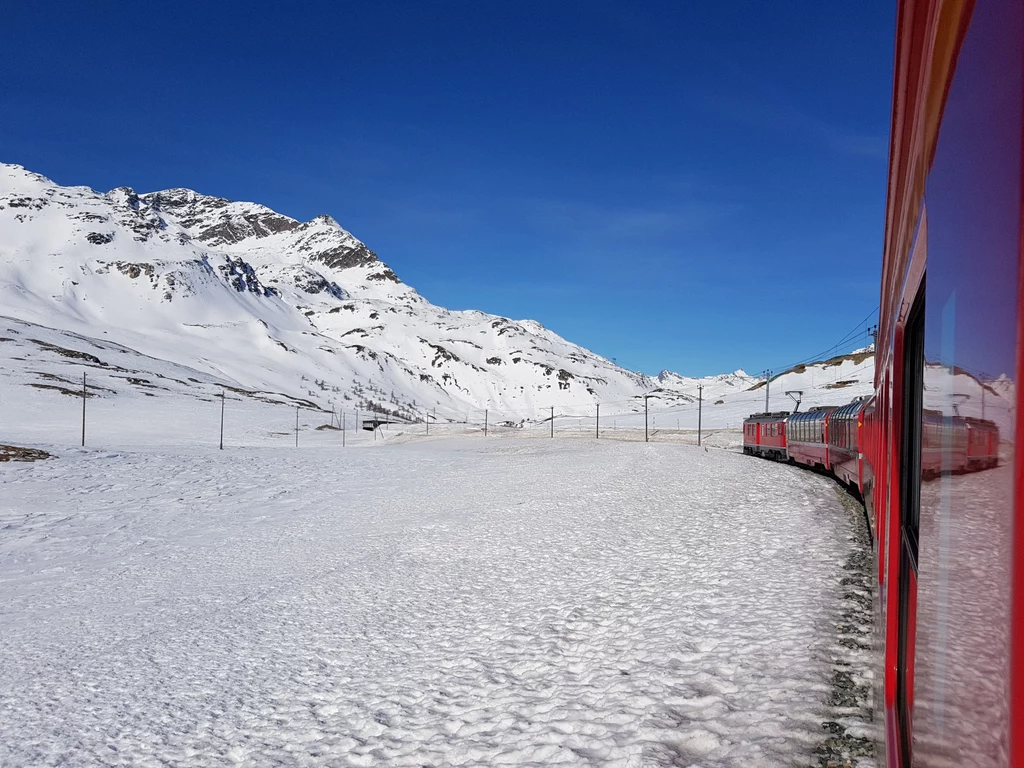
[1,437,869,766]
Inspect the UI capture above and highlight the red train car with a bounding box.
[964,416,999,471]
[861,396,879,539]
[827,398,870,491]
[741,411,789,461]
[785,406,837,470]
[872,0,1022,764]
[919,411,968,478]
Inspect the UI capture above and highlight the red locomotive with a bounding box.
[741,411,789,461]
[745,0,1022,763]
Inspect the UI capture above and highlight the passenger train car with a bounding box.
[745,0,1022,764]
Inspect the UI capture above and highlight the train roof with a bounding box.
[962,416,999,428]
[743,411,791,421]
[785,405,844,422]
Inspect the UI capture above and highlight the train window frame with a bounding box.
[897,286,924,763]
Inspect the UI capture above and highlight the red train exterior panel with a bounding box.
[875,0,1021,765]
[828,399,869,491]
[786,407,837,470]
[741,4,1021,763]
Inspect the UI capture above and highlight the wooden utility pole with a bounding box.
[219,386,225,450]
[484,408,488,437]
[645,395,650,442]
[342,409,346,447]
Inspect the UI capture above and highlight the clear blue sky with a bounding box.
[0,1,892,376]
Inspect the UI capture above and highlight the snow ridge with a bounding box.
[0,162,660,418]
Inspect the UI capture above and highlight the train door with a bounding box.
[823,413,831,469]
[856,405,865,492]
[896,289,924,764]
[879,371,891,588]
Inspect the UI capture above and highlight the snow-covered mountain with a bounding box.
[0,162,656,421]
[5,162,1010,441]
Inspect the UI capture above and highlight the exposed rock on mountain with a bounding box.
[0,162,658,418]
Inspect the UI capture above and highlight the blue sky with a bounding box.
[1,1,893,376]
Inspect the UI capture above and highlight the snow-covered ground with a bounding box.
[1,437,873,767]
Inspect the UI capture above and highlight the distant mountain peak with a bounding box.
[310,213,343,230]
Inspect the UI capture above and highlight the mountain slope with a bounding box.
[0,162,655,419]
[13,161,998,441]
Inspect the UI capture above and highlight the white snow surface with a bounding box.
[1,436,867,767]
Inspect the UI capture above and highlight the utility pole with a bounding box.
[980,372,990,420]
[697,384,703,446]
[550,406,554,438]
[356,408,360,435]
[81,372,87,447]
[425,408,429,436]
[342,409,346,447]
[219,386,225,450]
[596,404,600,439]
[763,370,773,412]
[484,408,488,437]
[645,395,651,443]
[295,406,299,447]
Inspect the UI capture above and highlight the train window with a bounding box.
[897,287,924,763]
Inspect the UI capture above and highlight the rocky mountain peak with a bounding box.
[1,162,56,195]
[107,186,141,211]
[139,188,301,249]
[310,214,343,230]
